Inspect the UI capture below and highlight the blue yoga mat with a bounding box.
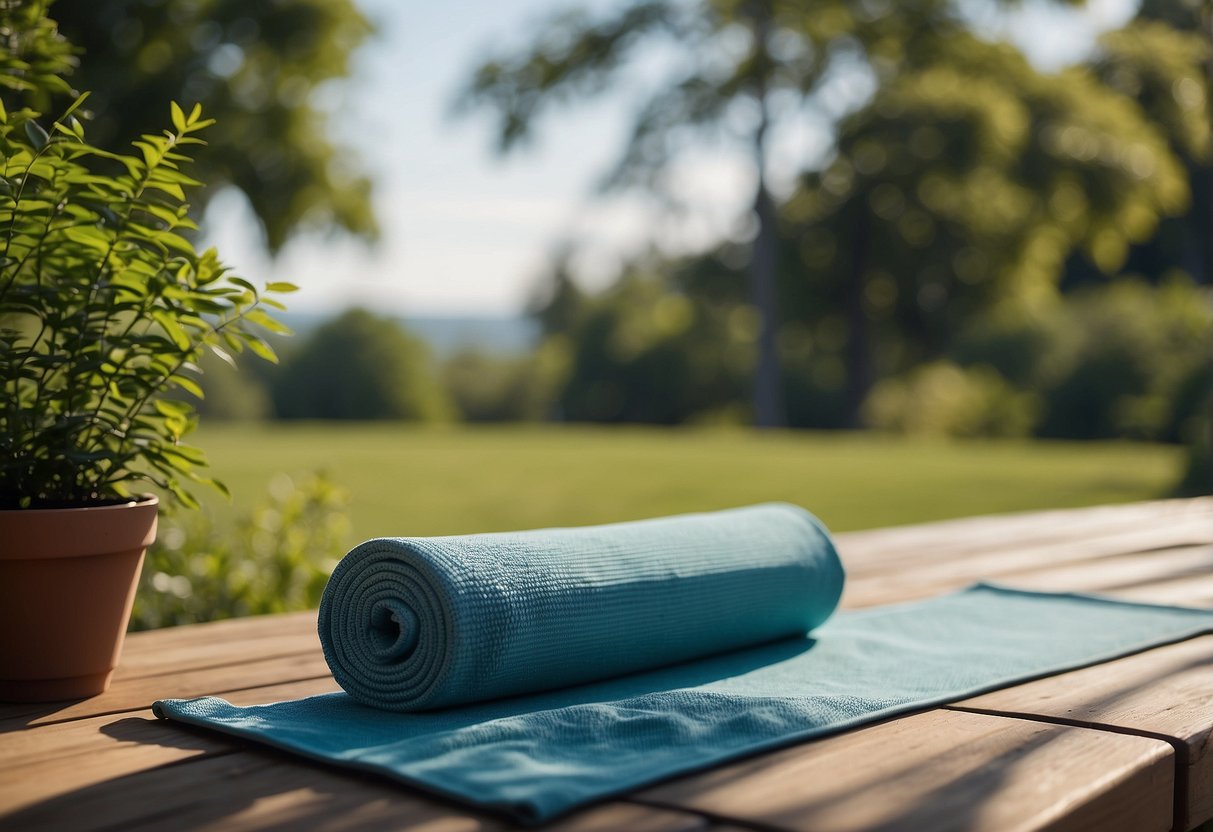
[154,504,1213,823]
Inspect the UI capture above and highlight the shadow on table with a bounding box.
[7,651,1205,832]
[11,720,551,831]
[632,652,1208,832]
[0,700,89,734]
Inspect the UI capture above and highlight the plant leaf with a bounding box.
[24,119,49,149]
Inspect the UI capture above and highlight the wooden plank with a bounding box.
[117,611,319,678]
[2,745,711,832]
[633,708,1174,832]
[0,679,345,802]
[953,635,1213,830]
[839,503,1213,828]
[0,612,326,732]
[840,514,1213,608]
[5,499,1206,832]
[0,675,344,813]
[0,711,237,813]
[929,524,1213,829]
[836,498,1213,573]
[988,544,1213,598]
[1102,573,1213,607]
[0,650,332,732]
[117,613,315,669]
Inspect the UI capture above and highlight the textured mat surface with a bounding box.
[155,507,1213,823]
[317,503,843,711]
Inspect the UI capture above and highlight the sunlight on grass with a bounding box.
[189,424,1182,543]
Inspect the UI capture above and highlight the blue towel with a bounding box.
[154,505,1213,823]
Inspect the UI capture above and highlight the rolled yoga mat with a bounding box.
[155,504,1213,824]
[317,502,843,711]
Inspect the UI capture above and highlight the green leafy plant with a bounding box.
[131,471,351,630]
[0,15,294,509]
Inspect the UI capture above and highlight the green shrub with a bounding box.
[0,68,292,507]
[272,309,453,421]
[187,350,274,421]
[442,341,567,422]
[863,361,1041,437]
[954,276,1213,442]
[779,321,850,429]
[1168,363,1213,447]
[555,275,750,424]
[1176,425,1212,495]
[131,471,351,629]
[950,308,1057,389]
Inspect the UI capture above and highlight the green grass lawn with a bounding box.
[189,423,1183,542]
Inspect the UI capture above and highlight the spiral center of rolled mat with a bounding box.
[368,599,420,661]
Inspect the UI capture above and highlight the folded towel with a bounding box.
[317,503,843,711]
[154,506,1213,824]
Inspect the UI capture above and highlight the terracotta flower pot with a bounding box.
[0,496,158,702]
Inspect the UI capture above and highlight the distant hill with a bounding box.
[278,312,540,357]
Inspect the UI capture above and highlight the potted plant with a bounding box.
[0,4,293,701]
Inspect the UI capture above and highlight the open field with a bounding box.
[188,423,1183,543]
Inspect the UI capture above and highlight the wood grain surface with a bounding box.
[3,497,1211,831]
[634,709,1175,832]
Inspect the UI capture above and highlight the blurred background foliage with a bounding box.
[131,472,350,630]
[20,0,1212,627]
[460,0,1213,492]
[46,0,1208,487]
[46,0,377,251]
[270,309,454,421]
[457,0,1212,436]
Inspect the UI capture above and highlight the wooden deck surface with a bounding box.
[3,497,1212,831]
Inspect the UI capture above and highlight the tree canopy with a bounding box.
[467,0,1208,426]
[48,0,377,251]
[272,309,452,422]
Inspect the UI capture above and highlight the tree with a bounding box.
[785,30,1196,422]
[568,271,744,423]
[467,1,1209,440]
[47,0,377,251]
[1120,1,1213,285]
[1100,3,1213,493]
[460,0,810,427]
[529,250,588,338]
[272,310,452,421]
[461,0,1203,429]
[0,0,75,99]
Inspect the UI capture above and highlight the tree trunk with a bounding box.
[1204,5,1213,490]
[844,204,872,429]
[750,168,784,428]
[749,8,784,429]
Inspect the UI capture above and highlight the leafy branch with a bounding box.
[0,90,295,509]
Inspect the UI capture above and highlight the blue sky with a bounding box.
[202,0,1137,317]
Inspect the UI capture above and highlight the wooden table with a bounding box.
[4,497,1213,831]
